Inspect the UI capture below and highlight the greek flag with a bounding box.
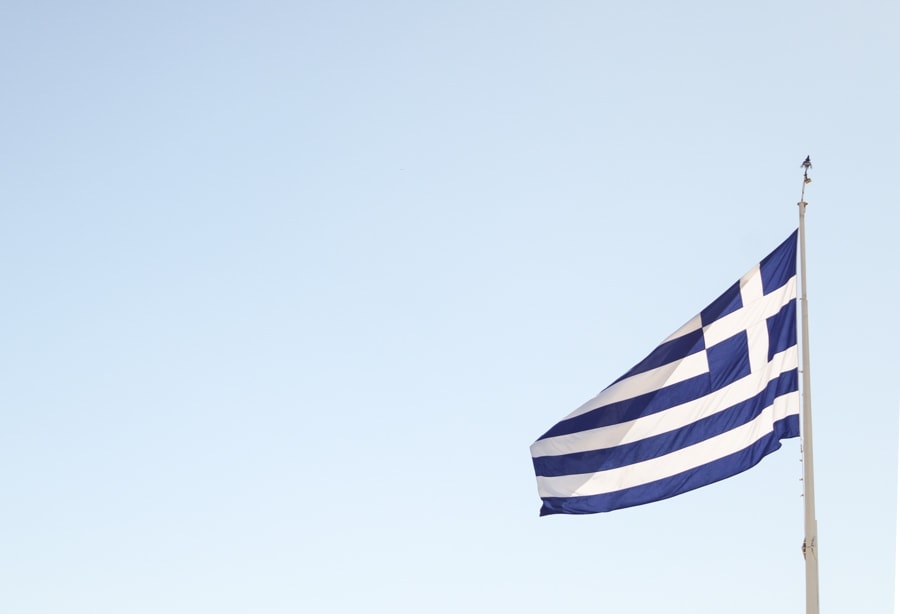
[531,231,800,515]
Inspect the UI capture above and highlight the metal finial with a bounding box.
[799,156,812,205]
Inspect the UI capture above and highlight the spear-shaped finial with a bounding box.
[800,156,812,205]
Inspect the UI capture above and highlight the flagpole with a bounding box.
[798,156,819,614]
[895,403,900,614]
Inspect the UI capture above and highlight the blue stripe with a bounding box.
[537,372,712,440]
[612,328,705,384]
[533,370,798,477]
[538,414,800,515]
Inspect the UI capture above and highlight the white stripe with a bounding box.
[563,351,709,421]
[530,346,798,458]
[536,390,799,498]
[664,314,702,343]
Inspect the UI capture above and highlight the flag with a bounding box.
[531,231,800,516]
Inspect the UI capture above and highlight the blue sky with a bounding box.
[2,1,898,612]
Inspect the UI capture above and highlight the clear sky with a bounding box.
[2,1,898,613]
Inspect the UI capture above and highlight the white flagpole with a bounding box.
[895,403,900,614]
[798,156,819,614]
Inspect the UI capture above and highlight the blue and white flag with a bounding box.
[531,231,800,515]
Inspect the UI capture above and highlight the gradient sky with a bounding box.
[2,1,898,612]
